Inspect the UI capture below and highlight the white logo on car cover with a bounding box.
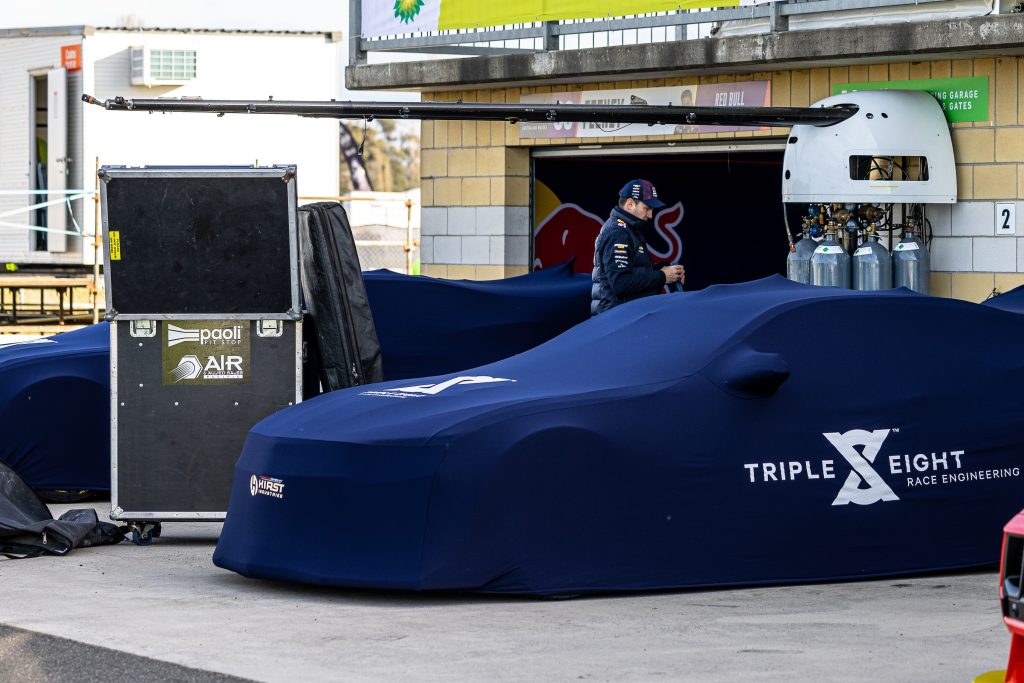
[742,427,1013,506]
[396,376,515,394]
[360,375,516,398]
[825,429,899,506]
[250,474,285,499]
[0,338,56,350]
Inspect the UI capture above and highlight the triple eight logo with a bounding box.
[742,428,989,507]
[825,429,898,506]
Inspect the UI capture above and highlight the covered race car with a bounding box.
[0,324,110,495]
[213,276,1024,595]
[362,261,591,380]
[0,266,589,494]
[985,285,1024,315]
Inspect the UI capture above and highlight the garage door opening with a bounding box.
[533,150,793,292]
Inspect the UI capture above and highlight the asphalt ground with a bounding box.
[0,502,1010,682]
[0,624,251,682]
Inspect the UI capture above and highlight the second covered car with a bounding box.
[213,276,1024,594]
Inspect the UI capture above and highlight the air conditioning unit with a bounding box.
[130,47,197,87]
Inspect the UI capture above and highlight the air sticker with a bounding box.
[162,321,251,385]
[109,231,121,261]
[854,247,872,257]
[895,242,920,251]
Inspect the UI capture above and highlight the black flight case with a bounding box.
[99,165,302,544]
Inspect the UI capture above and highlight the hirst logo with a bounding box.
[249,474,258,497]
[825,429,900,506]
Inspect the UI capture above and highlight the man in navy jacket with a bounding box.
[591,179,684,316]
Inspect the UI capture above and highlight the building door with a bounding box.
[30,73,48,251]
[532,147,792,291]
[30,67,69,253]
[46,67,68,253]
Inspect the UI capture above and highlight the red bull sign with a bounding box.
[533,201,684,274]
[533,151,788,290]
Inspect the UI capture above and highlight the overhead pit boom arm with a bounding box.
[82,95,856,128]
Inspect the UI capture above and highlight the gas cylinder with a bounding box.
[787,223,819,285]
[852,231,891,291]
[810,227,850,288]
[892,232,930,294]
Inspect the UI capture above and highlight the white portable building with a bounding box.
[0,26,342,269]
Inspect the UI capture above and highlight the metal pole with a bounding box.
[349,0,366,66]
[542,21,558,52]
[405,197,414,275]
[92,156,100,324]
[83,95,858,128]
[770,2,789,32]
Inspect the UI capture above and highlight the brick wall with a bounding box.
[419,90,531,279]
[420,59,1024,300]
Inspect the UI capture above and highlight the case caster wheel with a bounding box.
[130,528,152,546]
[129,522,161,546]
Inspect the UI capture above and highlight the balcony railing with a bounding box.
[349,0,972,65]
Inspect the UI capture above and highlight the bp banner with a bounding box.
[520,82,771,139]
[362,0,768,38]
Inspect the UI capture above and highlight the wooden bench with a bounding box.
[0,276,94,325]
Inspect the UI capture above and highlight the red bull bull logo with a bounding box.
[533,202,684,274]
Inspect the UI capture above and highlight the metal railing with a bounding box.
[0,188,92,237]
[350,0,954,64]
[0,184,101,325]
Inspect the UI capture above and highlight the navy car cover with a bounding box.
[0,324,109,492]
[984,283,1024,314]
[213,276,1024,595]
[0,268,590,492]
[363,261,591,380]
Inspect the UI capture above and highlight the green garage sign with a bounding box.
[832,76,989,123]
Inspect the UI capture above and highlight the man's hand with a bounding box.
[661,264,684,285]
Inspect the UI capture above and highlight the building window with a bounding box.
[148,49,196,82]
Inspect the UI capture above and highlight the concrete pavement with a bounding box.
[0,502,1009,682]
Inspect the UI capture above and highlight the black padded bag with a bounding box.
[0,461,124,558]
[298,202,384,391]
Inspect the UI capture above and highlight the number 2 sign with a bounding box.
[997,203,1016,235]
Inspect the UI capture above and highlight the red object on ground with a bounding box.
[1001,511,1024,682]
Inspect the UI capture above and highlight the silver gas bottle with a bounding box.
[892,234,930,294]
[786,235,818,285]
[852,235,892,290]
[810,234,850,288]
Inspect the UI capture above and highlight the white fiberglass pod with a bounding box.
[782,90,956,204]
